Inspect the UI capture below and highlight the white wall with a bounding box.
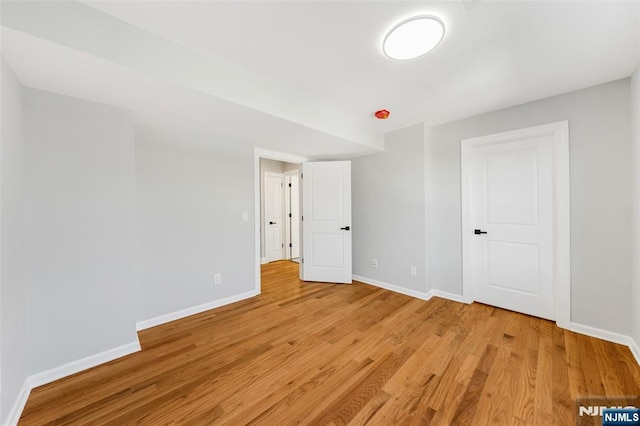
[428,79,633,335]
[23,88,139,375]
[260,159,285,175]
[283,162,299,173]
[135,126,255,323]
[1,58,27,425]
[631,65,640,351]
[352,124,426,293]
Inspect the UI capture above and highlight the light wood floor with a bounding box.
[20,261,640,425]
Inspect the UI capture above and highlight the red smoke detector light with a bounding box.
[375,109,390,119]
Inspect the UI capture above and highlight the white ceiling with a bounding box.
[2,1,639,159]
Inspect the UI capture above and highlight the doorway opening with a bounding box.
[260,158,301,265]
[254,149,307,294]
[253,149,353,293]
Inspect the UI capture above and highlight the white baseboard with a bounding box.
[6,340,141,424]
[5,290,260,424]
[569,322,633,347]
[261,258,267,265]
[5,379,31,426]
[429,289,469,304]
[569,322,640,367]
[136,290,259,331]
[28,340,141,389]
[352,275,470,306]
[352,275,431,301]
[629,339,640,367]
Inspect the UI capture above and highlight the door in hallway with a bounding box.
[265,172,284,262]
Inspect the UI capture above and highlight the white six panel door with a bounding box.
[301,161,352,284]
[470,136,555,320]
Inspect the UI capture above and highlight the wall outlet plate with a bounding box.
[214,273,222,284]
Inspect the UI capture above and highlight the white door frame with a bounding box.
[460,121,571,329]
[284,169,300,260]
[284,173,292,260]
[254,149,307,293]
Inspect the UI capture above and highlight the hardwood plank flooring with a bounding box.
[20,261,640,425]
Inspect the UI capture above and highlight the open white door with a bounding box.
[301,161,352,284]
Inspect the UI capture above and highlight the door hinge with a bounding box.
[289,213,292,217]
[301,216,303,221]
[301,173,303,179]
[282,243,284,248]
[281,183,283,187]
[302,258,304,264]
[288,183,292,187]
[289,243,292,248]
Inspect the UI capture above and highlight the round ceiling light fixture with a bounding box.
[383,16,445,60]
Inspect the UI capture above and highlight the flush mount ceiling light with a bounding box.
[383,16,445,60]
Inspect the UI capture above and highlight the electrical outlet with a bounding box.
[372,259,378,268]
[214,273,222,285]
[410,266,417,276]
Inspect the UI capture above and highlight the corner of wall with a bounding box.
[135,290,259,331]
[3,337,142,426]
[27,339,141,390]
[353,274,431,301]
[630,63,640,359]
[424,124,434,294]
[0,57,28,426]
[5,379,31,426]
[351,124,427,294]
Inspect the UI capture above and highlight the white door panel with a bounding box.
[486,241,540,294]
[265,173,283,262]
[485,147,539,225]
[311,168,344,221]
[312,234,345,267]
[470,136,554,319]
[301,161,352,283]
